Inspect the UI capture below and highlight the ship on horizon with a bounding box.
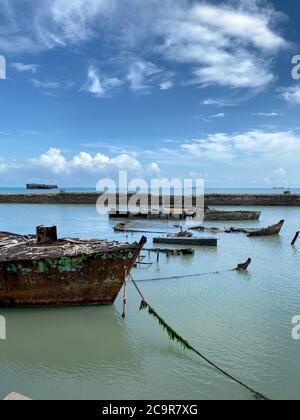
[26,183,58,190]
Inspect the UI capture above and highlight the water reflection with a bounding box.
[0,306,136,374]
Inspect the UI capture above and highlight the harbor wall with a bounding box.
[0,192,300,206]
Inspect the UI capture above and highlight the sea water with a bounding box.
[0,203,299,400]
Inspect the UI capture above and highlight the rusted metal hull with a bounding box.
[204,209,261,221]
[225,220,285,237]
[247,219,285,237]
[109,209,261,221]
[0,236,146,308]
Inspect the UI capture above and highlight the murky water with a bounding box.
[0,204,299,400]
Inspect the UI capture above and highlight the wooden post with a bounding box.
[36,226,58,244]
[157,251,160,262]
[291,232,300,246]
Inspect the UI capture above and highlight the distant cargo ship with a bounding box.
[26,184,58,190]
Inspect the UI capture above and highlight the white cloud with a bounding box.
[83,66,123,97]
[160,81,174,91]
[0,162,7,173]
[181,130,300,166]
[281,86,300,104]
[211,113,225,118]
[191,4,285,51]
[31,148,68,174]
[146,162,160,176]
[154,1,286,89]
[30,79,61,89]
[31,148,143,175]
[127,60,161,92]
[256,112,280,117]
[202,98,235,107]
[2,148,160,184]
[274,167,287,176]
[0,0,288,93]
[84,67,105,97]
[37,0,117,47]
[11,62,39,73]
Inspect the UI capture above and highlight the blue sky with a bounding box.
[0,0,300,187]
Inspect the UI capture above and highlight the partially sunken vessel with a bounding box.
[0,226,146,308]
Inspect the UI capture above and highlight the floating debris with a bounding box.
[146,248,195,257]
[189,226,221,233]
[235,258,252,271]
[176,229,193,238]
[114,221,166,235]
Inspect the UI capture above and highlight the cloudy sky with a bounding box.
[0,0,300,187]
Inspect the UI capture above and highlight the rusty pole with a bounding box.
[291,232,300,246]
[36,226,58,244]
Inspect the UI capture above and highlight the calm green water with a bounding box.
[0,204,299,400]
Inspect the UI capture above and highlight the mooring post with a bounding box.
[291,232,300,246]
[157,251,160,263]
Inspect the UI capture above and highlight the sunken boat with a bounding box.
[225,220,285,237]
[0,226,146,308]
[109,207,261,222]
[26,184,58,190]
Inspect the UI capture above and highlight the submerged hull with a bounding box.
[109,209,261,221]
[204,210,261,221]
[0,231,146,308]
[225,220,285,237]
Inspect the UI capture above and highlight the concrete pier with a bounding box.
[0,192,299,206]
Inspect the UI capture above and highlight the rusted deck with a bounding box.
[0,231,146,308]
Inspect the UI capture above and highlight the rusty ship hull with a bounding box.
[0,230,146,308]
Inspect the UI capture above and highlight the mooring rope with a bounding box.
[129,273,270,401]
[134,267,237,283]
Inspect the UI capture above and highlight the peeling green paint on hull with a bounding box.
[0,247,143,308]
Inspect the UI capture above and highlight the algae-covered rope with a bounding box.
[121,270,128,318]
[129,274,270,401]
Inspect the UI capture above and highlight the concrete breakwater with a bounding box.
[0,192,300,206]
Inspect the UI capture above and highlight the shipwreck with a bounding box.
[225,220,285,237]
[0,226,146,308]
[109,207,261,222]
[26,184,58,190]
